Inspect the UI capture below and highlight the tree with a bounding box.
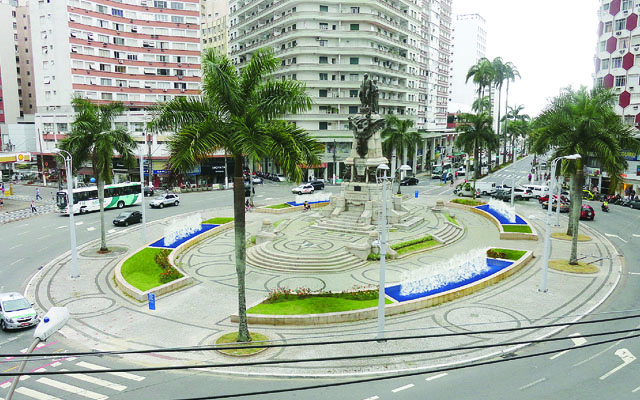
[148,48,321,342]
[532,87,640,264]
[59,98,137,253]
[501,62,520,163]
[503,104,530,162]
[491,57,506,167]
[381,115,421,192]
[454,112,496,197]
[466,58,495,172]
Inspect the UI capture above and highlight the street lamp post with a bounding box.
[376,163,411,340]
[540,154,581,293]
[333,139,337,185]
[139,148,147,244]
[54,148,80,278]
[554,176,562,227]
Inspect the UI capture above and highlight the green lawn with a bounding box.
[121,248,174,291]
[502,225,532,233]
[489,248,527,260]
[444,213,458,225]
[265,203,292,209]
[202,217,234,225]
[450,198,485,206]
[248,295,393,315]
[394,239,439,255]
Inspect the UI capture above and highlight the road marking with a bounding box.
[75,221,84,226]
[604,233,628,243]
[76,361,145,381]
[519,377,547,390]
[629,272,640,275]
[632,234,640,238]
[549,333,587,360]
[87,227,96,232]
[55,225,66,230]
[362,397,379,400]
[9,244,23,250]
[600,348,636,380]
[107,229,116,233]
[426,373,448,381]
[36,377,107,399]
[633,385,640,393]
[60,369,126,391]
[391,384,414,393]
[15,386,63,399]
[9,258,24,266]
[36,235,51,240]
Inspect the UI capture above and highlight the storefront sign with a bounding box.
[637,165,640,176]
[186,166,201,176]
[621,149,638,161]
[584,167,601,176]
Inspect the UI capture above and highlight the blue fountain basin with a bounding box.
[475,204,526,225]
[149,224,219,249]
[385,258,514,302]
[287,200,331,207]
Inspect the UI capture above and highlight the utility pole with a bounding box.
[333,139,337,184]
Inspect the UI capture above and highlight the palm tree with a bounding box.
[491,58,506,167]
[381,115,421,192]
[148,48,321,342]
[501,62,520,163]
[59,98,138,253]
[466,58,495,172]
[454,112,496,197]
[532,87,640,264]
[504,105,530,162]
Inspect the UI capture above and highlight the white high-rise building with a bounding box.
[594,0,640,194]
[449,13,486,114]
[29,0,201,184]
[228,0,452,179]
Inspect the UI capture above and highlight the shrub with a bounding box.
[487,249,507,259]
[155,249,183,284]
[450,198,485,206]
[391,235,434,250]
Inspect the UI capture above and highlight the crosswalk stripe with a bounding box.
[15,386,63,400]
[60,369,126,391]
[76,361,145,381]
[36,377,107,400]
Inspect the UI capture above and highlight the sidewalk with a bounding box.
[26,195,622,377]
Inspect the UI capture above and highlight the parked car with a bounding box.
[512,187,534,201]
[113,210,143,226]
[0,292,39,331]
[492,189,511,201]
[308,180,325,190]
[454,183,480,197]
[542,200,570,212]
[538,194,569,204]
[149,193,180,208]
[580,204,595,220]
[252,177,263,184]
[454,166,466,177]
[292,184,314,195]
[143,186,154,197]
[523,184,549,199]
[631,199,640,209]
[400,177,419,186]
[475,181,497,195]
[275,174,287,182]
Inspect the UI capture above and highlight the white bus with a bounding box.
[56,182,142,215]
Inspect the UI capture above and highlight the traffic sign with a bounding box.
[148,293,156,310]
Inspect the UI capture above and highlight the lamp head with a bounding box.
[399,164,412,171]
[377,164,390,170]
[564,154,581,160]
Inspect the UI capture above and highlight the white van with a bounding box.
[523,184,549,199]
[475,181,496,195]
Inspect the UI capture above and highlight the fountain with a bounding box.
[399,248,489,296]
[487,198,516,224]
[164,213,202,246]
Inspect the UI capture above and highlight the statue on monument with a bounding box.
[358,73,379,114]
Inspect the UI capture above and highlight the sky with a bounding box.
[452,0,600,117]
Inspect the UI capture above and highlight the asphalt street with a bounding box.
[2,160,640,399]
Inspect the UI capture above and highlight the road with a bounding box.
[2,163,640,399]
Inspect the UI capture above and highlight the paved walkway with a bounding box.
[26,195,622,377]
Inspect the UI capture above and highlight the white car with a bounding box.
[150,193,180,208]
[292,184,314,195]
[275,174,287,182]
[0,292,39,331]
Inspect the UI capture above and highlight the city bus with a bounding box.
[56,182,142,215]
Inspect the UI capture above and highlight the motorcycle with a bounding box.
[601,203,609,212]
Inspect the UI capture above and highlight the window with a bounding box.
[350,57,359,65]
[616,75,626,86]
[320,5,328,12]
[350,89,358,98]
[99,63,111,72]
[350,24,359,31]
[97,4,108,13]
[115,65,126,73]
[320,22,328,30]
[599,41,606,52]
[319,121,328,130]
[351,7,359,13]
[113,37,124,45]
[621,38,630,49]
[623,0,632,11]
[319,73,328,80]
[601,58,610,70]
[155,14,168,22]
[615,19,625,31]
[349,73,359,81]
[127,54,138,61]
[154,0,167,8]
[170,2,184,9]
[319,40,328,47]
[319,89,328,97]
[349,106,358,114]
[613,57,623,68]
[171,15,184,24]
[114,23,123,31]
[319,56,328,64]
[605,22,613,33]
[111,8,124,17]
[101,92,113,100]
[100,78,112,86]
[157,68,170,76]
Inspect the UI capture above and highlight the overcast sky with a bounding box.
[452,0,599,117]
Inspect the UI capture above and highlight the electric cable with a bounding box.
[0,327,637,378]
[2,311,639,359]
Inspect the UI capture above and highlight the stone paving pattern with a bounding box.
[26,195,621,377]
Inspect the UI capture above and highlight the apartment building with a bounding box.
[201,0,228,54]
[595,0,640,193]
[27,0,201,185]
[228,0,452,179]
[449,13,486,114]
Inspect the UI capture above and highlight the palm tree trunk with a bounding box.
[233,155,250,342]
[472,138,479,199]
[487,148,492,174]
[496,85,503,166]
[569,163,584,265]
[391,147,397,175]
[503,80,510,164]
[566,175,574,236]
[97,178,108,252]
[511,133,516,164]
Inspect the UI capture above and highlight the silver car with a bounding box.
[149,193,180,208]
[0,292,39,331]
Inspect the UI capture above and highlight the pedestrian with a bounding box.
[30,200,37,213]
[528,173,532,182]
[35,188,42,201]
